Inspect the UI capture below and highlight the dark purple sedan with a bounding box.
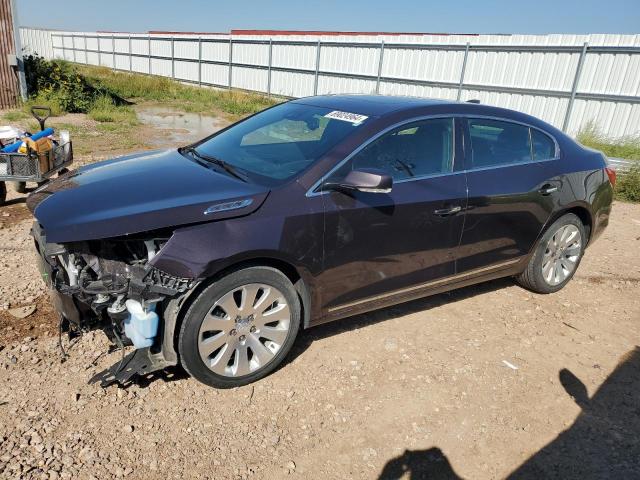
[28,95,615,388]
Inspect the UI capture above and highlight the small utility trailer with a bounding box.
[0,107,73,206]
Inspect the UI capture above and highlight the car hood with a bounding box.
[28,149,269,243]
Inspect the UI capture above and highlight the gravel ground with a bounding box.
[1,181,639,479]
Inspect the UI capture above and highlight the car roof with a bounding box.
[291,94,452,117]
[290,94,565,138]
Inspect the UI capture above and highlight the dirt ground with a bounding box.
[1,114,639,479]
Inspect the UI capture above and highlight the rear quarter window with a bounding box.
[531,129,557,160]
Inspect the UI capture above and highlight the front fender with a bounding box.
[151,212,322,280]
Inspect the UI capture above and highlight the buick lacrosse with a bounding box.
[28,95,614,388]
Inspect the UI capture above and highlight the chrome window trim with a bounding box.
[305,113,561,198]
[454,156,559,174]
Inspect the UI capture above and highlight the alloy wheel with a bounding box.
[198,283,291,377]
[541,224,582,286]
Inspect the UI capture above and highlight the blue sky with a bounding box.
[16,0,640,34]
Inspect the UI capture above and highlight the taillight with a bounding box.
[605,167,617,187]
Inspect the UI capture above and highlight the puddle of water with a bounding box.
[136,106,228,146]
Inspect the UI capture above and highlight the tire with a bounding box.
[0,182,6,205]
[12,181,26,194]
[178,266,301,388]
[516,213,586,294]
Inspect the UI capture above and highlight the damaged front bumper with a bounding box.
[31,222,196,386]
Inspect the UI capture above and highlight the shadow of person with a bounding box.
[508,346,640,479]
[378,447,463,480]
[376,347,640,480]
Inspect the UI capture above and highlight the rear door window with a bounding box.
[467,119,532,168]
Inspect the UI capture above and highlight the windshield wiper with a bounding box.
[181,146,248,182]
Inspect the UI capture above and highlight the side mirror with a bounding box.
[323,169,393,194]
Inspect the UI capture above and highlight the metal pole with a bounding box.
[72,35,77,63]
[97,35,101,66]
[84,34,87,65]
[375,40,385,94]
[562,42,589,132]
[170,36,175,79]
[61,33,66,60]
[314,39,321,95]
[128,35,132,71]
[198,37,202,86]
[148,35,151,74]
[267,38,273,97]
[457,42,470,101]
[112,34,116,70]
[228,38,233,89]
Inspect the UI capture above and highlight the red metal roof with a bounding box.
[230,29,478,36]
[148,31,229,35]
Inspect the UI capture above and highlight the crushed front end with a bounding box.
[32,222,195,385]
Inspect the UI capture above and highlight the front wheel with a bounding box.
[178,266,301,388]
[516,213,586,294]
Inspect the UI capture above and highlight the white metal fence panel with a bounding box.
[201,41,229,63]
[271,70,314,98]
[234,65,268,92]
[320,45,380,76]
[201,63,229,87]
[86,35,98,52]
[272,43,316,70]
[234,42,269,66]
[114,37,129,54]
[131,37,149,56]
[86,51,99,66]
[17,27,640,139]
[131,55,149,74]
[174,59,198,82]
[115,54,129,71]
[20,28,53,57]
[174,39,198,61]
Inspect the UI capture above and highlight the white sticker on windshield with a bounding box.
[324,110,368,125]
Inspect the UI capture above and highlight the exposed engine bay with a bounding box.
[32,223,196,385]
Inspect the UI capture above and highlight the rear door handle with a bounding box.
[434,205,462,217]
[539,184,559,195]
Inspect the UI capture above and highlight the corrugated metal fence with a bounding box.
[19,27,640,139]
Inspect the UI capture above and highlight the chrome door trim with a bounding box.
[327,257,522,313]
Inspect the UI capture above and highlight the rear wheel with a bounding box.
[516,213,586,294]
[0,182,6,205]
[178,266,301,388]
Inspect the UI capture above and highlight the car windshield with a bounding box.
[191,102,370,184]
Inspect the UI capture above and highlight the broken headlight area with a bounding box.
[33,224,194,359]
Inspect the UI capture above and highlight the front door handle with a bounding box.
[539,184,558,195]
[434,205,462,217]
